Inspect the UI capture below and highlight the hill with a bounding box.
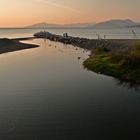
[24,22,60,29]
[89,19,137,29]
[24,22,95,29]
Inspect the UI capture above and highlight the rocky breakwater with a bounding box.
[34,31,138,53]
[34,31,126,51]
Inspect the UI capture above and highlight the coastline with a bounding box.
[0,37,38,54]
[34,31,140,85]
[34,31,140,51]
[0,32,139,85]
[83,44,140,85]
[83,52,140,85]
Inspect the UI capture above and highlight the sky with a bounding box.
[0,0,139,27]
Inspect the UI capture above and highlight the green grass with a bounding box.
[83,45,140,84]
[131,44,140,59]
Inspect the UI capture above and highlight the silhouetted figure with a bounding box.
[63,33,68,38]
[66,33,68,37]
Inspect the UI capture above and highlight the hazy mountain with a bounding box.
[129,24,140,28]
[24,22,60,29]
[89,19,137,29]
[135,25,140,27]
[61,23,95,28]
[24,19,138,29]
[24,22,95,28]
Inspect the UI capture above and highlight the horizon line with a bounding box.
[0,18,140,28]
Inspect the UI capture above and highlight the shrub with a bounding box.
[109,52,125,63]
[96,47,110,54]
[131,44,140,59]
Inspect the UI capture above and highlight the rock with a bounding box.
[34,31,134,52]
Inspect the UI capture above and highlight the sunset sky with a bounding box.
[0,0,139,27]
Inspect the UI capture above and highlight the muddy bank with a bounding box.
[0,38,38,54]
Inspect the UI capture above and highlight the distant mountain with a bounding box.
[24,22,60,29]
[24,22,95,29]
[129,24,140,28]
[61,23,95,28]
[24,19,138,29]
[135,25,140,27]
[89,19,137,29]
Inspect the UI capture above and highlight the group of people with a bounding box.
[63,33,68,38]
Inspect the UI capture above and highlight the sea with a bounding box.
[0,27,140,39]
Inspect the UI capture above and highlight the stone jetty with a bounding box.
[34,31,99,49]
[34,31,140,52]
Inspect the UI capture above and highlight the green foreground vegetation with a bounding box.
[84,44,140,84]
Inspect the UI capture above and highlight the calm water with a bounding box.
[0,29,140,139]
[0,27,140,39]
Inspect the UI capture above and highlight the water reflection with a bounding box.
[115,78,140,92]
[0,38,140,139]
[45,39,140,92]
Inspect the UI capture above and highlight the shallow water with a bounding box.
[0,38,139,139]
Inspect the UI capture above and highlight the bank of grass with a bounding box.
[84,45,140,84]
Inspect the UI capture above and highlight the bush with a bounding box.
[131,44,140,59]
[96,47,110,53]
[109,53,123,63]
[118,55,139,69]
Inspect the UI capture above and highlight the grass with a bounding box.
[83,45,140,84]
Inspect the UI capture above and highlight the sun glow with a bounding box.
[0,0,139,27]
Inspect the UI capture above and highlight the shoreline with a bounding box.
[84,45,140,85]
[0,37,38,54]
[34,31,140,85]
[83,53,140,85]
[34,31,140,51]
[0,32,139,85]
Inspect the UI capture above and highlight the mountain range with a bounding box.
[89,19,137,29]
[24,22,95,28]
[24,19,139,29]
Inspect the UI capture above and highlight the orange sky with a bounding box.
[0,0,139,27]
